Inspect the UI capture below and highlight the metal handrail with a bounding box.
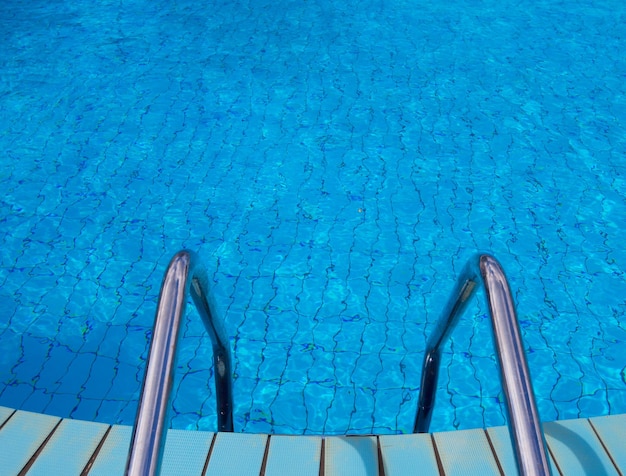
[414,254,551,476]
[125,250,233,476]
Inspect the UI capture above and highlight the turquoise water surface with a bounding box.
[1,0,625,435]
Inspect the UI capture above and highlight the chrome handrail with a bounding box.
[414,254,551,476]
[125,250,233,476]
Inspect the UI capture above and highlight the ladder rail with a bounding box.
[125,250,233,476]
[414,254,551,476]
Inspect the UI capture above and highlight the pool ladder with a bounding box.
[414,254,551,475]
[125,251,551,475]
[125,251,233,476]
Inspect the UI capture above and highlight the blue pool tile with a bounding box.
[55,352,95,395]
[2,0,626,435]
[81,356,117,400]
[105,361,142,402]
[23,385,53,411]
[95,398,131,425]
[0,381,35,409]
[36,344,74,389]
[269,381,308,433]
[45,390,81,420]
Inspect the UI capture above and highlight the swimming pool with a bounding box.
[1,0,625,435]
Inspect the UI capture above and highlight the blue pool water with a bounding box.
[1,0,625,435]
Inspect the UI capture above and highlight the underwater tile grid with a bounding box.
[0,0,625,435]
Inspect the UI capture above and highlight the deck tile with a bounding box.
[324,436,378,476]
[544,418,619,475]
[27,418,109,476]
[160,429,213,476]
[204,432,267,476]
[0,406,625,476]
[0,406,14,427]
[264,435,322,476]
[486,425,559,475]
[87,425,133,476]
[379,433,439,475]
[589,414,626,472]
[0,410,60,475]
[433,428,500,476]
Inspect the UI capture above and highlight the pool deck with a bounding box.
[0,406,624,475]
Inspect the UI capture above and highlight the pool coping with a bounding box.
[0,406,624,475]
